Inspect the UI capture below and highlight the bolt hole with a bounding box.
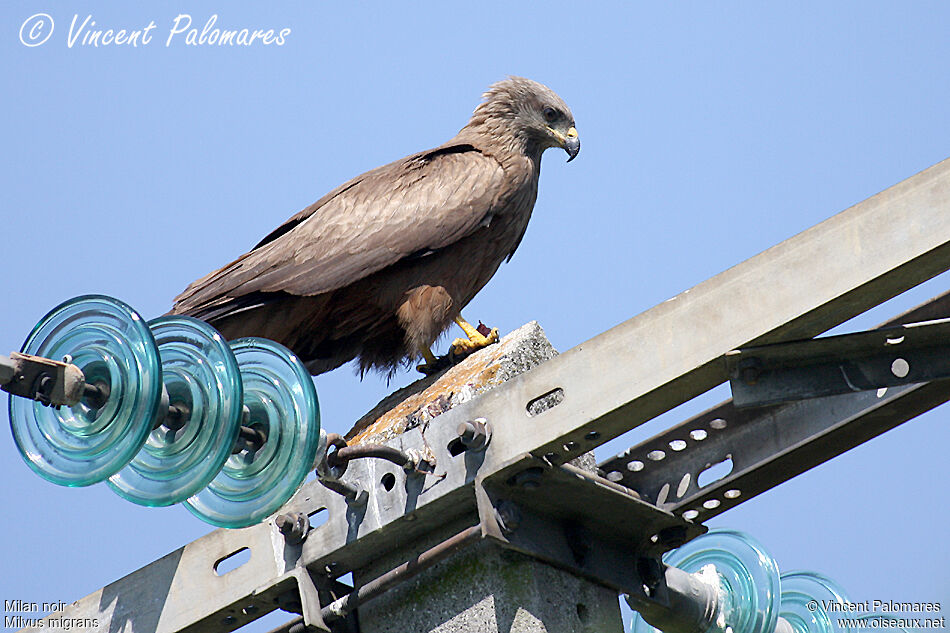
[690,429,707,441]
[447,437,466,456]
[308,507,328,529]
[627,460,644,472]
[709,418,727,430]
[724,489,741,499]
[380,473,396,491]
[676,473,691,498]
[584,431,601,442]
[214,547,251,576]
[698,457,734,488]
[606,471,623,482]
[526,387,564,417]
[891,357,910,378]
[507,466,544,489]
[647,450,665,461]
[669,439,687,451]
[683,509,700,520]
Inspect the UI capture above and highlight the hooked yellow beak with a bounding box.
[550,126,580,162]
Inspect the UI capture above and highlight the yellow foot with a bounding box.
[449,316,499,359]
[416,318,501,374]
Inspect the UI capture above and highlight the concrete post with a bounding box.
[357,538,623,632]
[346,322,625,633]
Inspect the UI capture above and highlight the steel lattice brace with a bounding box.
[599,290,950,523]
[20,157,950,633]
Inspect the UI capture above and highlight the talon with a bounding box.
[417,348,451,375]
[417,356,453,375]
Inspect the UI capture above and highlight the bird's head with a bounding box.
[467,77,580,162]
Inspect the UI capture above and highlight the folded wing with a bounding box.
[173,144,507,318]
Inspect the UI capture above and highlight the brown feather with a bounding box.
[170,77,577,375]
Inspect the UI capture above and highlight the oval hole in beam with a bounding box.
[308,507,328,529]
[214,547,250,576]
[698,457,734,488]
[526,388,564,417]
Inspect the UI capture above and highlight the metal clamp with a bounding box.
[0,352,85,407]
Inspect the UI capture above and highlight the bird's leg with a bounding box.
[449,315,499,358]
[421,348,438,365]
[416,347,450,375]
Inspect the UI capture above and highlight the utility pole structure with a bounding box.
[17,157,950,633]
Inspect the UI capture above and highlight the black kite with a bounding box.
[171,77,579,375]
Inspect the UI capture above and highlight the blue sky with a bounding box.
[2,1,948,629]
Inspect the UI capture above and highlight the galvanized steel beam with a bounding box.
[464,157,950,474]
[726,317,950,407]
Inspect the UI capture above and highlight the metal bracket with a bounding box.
[0,351,85,406]
[474,459,705,596]
[474,462,727,633]
[261,567,331,632]
[727,317,950,407]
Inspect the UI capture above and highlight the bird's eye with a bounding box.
[543,106,559,123]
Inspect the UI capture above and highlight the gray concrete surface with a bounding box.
[352,322,622,633]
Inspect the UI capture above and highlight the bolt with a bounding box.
[275,512,310,545]
[456,418,491,451]
[494,501,522,534]
[32,372,53,406]
[737,357,762,385]
[222,615,236,626]
[509,466,544,489]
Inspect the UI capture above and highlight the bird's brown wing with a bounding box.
[173,144,507,316]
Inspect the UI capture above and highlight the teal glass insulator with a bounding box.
[780,571,853,633]
[631,529,781,633]
[108,316,243,507]
[9,295,162,486]
[185,337,320,528]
